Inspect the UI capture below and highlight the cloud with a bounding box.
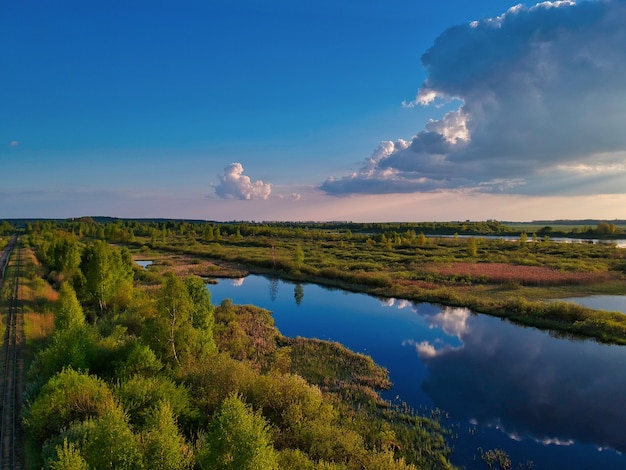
[420,312,626,454]
[322,0,626,196]
[214,162,272,200]
[9,140,19,148]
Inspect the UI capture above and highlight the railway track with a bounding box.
[0,238,23,469]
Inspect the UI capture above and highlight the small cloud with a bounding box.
[214,162,272,200]
[231,278,245,287]
[277,192,302,201]
[9,141,19,148]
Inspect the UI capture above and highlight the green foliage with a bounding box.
[24,368,115,443]
[114,341,163,379]
[45,232,82,277]
[466,237,478,257]
[183,352,259,417]
[140,400,194,470]
[47,439,89,470]
[79,240,134,311]
[78,405,144,470]
[294,243,305,269]
[197,393,279,470]
[30,325,98,386]
[54,282,85,331]
[146,273,217,366]
[116,374,197,430]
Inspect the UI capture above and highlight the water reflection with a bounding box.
[294,283,304,306]
[231,278,245,287]
[269,278,279,302]
[207,275,626,467]
[420,313,626,453]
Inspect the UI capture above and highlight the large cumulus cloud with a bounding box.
[321,0,626,196]
[214,162,272,200]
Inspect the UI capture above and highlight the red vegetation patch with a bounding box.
[424,262,611,286]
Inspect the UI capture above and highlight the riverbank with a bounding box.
[131,236,626,345]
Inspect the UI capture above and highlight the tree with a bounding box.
[466,237,478,257]
[294,244,305,269]
[518,232,528,246]
[47,439,89,470]
[46,232,81,276]
[140,401,193,470]
[23,368,115,443]
[54,283,85,331]
[148,274,217,366]
[197,393,278,470]
[154,274,193,365]
[79,240,133,311]
[80,405,144,470]
[417,232,427,246]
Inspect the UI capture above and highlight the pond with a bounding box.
[135,260,153,269]
[207,275,626,469]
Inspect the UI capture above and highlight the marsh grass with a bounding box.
[125,227,626,344]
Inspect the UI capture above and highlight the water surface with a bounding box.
[208,275,626,469]
[560,295,626,314]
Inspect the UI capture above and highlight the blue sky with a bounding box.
[2,0,626,221]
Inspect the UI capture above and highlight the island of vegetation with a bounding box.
[1,217,625,469]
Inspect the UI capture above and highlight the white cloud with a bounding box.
[214,162,272,200]
[322,0,626,197]
[415,341,438,358]
[425,307,472,338]
[9,140,19,148]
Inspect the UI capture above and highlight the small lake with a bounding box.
[207,275,626,469]
[135,260,153,269]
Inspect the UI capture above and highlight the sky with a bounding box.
[2,0,626,222]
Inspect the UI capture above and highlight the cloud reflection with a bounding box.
[420,315,626,453]
[381,298,414,310]
[230,278,245,287]
[424,306,472,338]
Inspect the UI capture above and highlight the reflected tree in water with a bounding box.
[294,284,304,306]
[268,278,279,302]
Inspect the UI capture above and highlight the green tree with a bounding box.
[47,439,89,470]
[149,274,217,366]
[32,325,97,385]
[518,232,528,246]
[80,405,144,470]
[153,274,193,365]
[417,232,427,246]
[46,232,81,276]
[24,368,115,443]
[54,283,85,331]
[466,237,478,257]
[140,401,193,470]
[197,393,278,470]
[294,244,305,269]
[79,241,133,311]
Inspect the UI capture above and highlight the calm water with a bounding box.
[208,275,626,469]
[561,295,626,314]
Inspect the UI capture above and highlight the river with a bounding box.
[207,275,626,469]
